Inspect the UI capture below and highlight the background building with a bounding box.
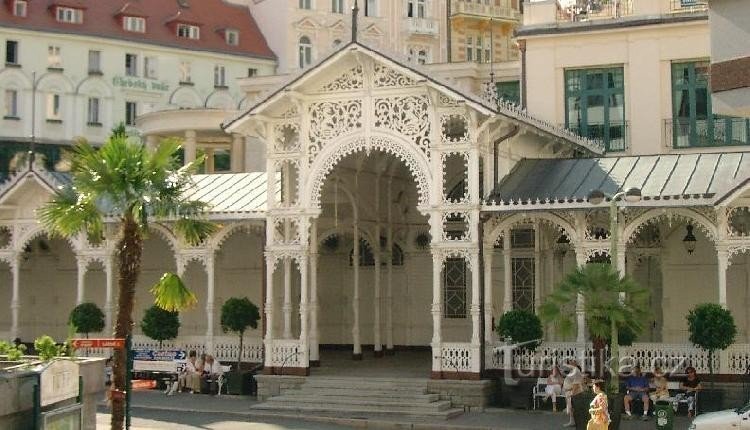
[709,0,750,118]
[0,0,276,177]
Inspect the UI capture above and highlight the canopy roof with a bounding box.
[489,152,750,210]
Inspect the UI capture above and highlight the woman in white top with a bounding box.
[545,365,564,412]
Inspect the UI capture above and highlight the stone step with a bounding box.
[266,395,450,410]
[291,389,440,402]
[251,401,465,419]
[298,383,429,394]
[301,379,429,391]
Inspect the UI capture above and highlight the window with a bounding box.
[56,7,82,24]
[484,32,491,63]
[511,257,535,312]
[88,50,101,74]
[125,101,137,126]
[332,0,344,13]
[125,53,138,76]
[444,258,467,319]
[475,35,483,63]
[5,40,18,64]
[496,81,520,105]
[417,49,428,65]
[333,39,342,49]
[408,0,426,18]
[4,90,18,118]
[465,36,474,62]
[670,61,749,148]
[144,56,157,79]
[298,36,312,69]
[13,0,27,17]
[48,46,61,68]
[214,65,226,87]
[123,16,146,33]
[177,24,200,39]
[565,67,626,152]
[365,0,377,16]
[225,30,239,46]
[87,97,100,125]
[46,94,61,120]
[299,0,312,9]
[247,68,257,77]
[179,61,192,83]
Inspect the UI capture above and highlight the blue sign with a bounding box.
[133,349,186,361]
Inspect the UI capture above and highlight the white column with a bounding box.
[431,252,443,372]
[373,178,382,355]
[205,148,215,173]
[533,222,542,313]
[231,133,245,173]
[264,256,275,341]
[310,222,320,364]
[283,257,292,339]
[352,224,361,358]
[299,254,309,347]
[386,180,394,353]
[575,249,588,343]
[10,255,20,342]
[502,228,513,314]
[483,248,495,343]
[184,130,197,165]
[76,258,87,305]
[717,248,729,308]
[470,252,481,346]
[205,255,215,354]
[104,256,114,334]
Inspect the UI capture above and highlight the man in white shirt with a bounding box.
[562,359,584,428]
[202,355,223,395]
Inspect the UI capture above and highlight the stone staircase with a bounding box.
[251,376,464,419]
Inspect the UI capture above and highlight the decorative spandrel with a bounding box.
[308,100,363,162]
[319,65,365,92]
[372,63,417,88]
[373,95,431,156]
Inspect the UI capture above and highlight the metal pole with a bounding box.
[29,71,36,170]
[126,335,132,430]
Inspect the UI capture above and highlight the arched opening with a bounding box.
[298,36,313,69]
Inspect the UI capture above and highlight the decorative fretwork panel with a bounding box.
[441,114,470,144]
[729,207,750,237]
[274,123,300,153]
[320,65,364,92]
[372,63,417,88]
[512,257,535,312]
[373,95,431,156]
[444,257,467,319]
[308,100,363,162]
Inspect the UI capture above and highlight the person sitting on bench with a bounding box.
[170,350,201,395]
[201,355,223,394]
[624,365,650,421]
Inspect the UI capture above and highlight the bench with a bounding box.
[666,381,698,414]
[532,377,564,410]
[216,365,231,396]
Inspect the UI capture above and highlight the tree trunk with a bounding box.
[592,336,607,379]
[237,332,243,372]
[111,217,143,430]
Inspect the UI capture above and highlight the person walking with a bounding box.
[563,360,584,428]
[587,380,610,430]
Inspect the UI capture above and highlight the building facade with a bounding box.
[709,0,750,118]
[0,0,276,177]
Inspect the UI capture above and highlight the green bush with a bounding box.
[0,341,26,361]
[34,335,64,361]
[140,305,180,349]
[69,302,105,337]
[496,309,543,351]
[221,297,260,370]
[687,303,737,386]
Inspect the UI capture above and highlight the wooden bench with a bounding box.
[532,377,564,410]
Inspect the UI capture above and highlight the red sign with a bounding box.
[71,338,125,349]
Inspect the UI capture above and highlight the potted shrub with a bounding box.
[69,302,105,338]
[220,297,260,395]
[686,303,737,412]
[140,305,180,349]
[496,310,543,409]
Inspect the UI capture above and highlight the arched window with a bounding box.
[417,49,428,65]
[298,36,312,69]
[349,238,405,266]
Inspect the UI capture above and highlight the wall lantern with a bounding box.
[683,224,697,254]
[553,234,571,257]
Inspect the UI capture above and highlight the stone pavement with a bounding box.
[103,390,695,429]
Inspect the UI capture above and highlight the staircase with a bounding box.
[251,376,464,419]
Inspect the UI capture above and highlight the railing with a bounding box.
[558,0,634,22]
[266,339,306,370]
[487,341,750,375]
[665,116,750,149]
[127,335,264,363]
[406,17,438,35]
[670,0,708,13]
[565,121,629,152]
[452,0,521,20]
[441,342,475,373]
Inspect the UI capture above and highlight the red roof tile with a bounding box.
[0,0,276,60]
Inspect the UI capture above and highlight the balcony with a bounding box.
[669,0,708,13]
[665,116,750,149]
[558,0,634,22]
[566,120,629,152]
[452,0,521,21]
[405,17,439,36]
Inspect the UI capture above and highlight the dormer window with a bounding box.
[13,0,27,17]
[56,7,83,24]
[123,16,146,33]
[177,24,200,40]
[225,30,239,46]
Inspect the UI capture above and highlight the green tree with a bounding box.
[687,303,737,389]
[141,305,180,349]
[38,134,216,430]
[220,297,260,371]
[540,263,649,384]
[69,302,105,338]
[496,309,543,352]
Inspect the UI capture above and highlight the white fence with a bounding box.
[266,339,306,370]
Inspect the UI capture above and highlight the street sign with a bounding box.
[71,338,125,349]
[132,349,186,361]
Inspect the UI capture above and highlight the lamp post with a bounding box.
[588,187,641,393]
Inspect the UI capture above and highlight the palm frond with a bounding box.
[38,184,103,239]
[150,272,197,312]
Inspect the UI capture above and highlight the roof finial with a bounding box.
[351,0,359,43]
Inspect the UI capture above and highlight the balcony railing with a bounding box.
[405,17,439,35]
[566,120,629,152]
[452,0,521,21]
[558,0,633,22]
[665,116,750,149]
[670,0,708,13]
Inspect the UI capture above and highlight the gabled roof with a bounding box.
[222,41,604,155]
[488,152,750,210]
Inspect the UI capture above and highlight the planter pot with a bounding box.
[571,391,595,430]
[226,370,255,395]
[607,392,624,430]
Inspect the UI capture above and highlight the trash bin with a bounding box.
[654,400,674,430]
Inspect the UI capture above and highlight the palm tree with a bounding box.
[539,263,649,389]
[39,131,216,430]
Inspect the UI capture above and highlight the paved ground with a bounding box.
[100,390,695,429]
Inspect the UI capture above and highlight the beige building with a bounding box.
[709,0,750,118]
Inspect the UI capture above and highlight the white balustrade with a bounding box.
[726,344,750,375]
[267,339,307,370]
[620,343,716,374]
[453,0,519,20]
[130,335,264,365]
[441,342,474,373]
[406,18,438,35]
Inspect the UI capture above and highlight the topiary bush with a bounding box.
[140,305,180,349]
[69,302,105,338]
[221,297,260,370]
[687,303,737,387]
[496,309,543,351]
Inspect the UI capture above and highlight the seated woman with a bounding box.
[677,367,702,417]
[171,350,202,395]
[544,365,564,412]
[649,366,670,403]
